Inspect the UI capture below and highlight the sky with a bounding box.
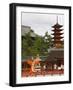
[22,12,64,36]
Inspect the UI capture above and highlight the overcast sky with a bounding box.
[22,12,64,36]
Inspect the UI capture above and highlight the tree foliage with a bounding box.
[22,31,53,58]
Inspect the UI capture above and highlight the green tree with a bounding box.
[22,31,53,58]
[22,32,34,57]
[44,31,53,48]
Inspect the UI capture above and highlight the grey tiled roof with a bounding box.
[21,25,37,37]
[46,48,64,61]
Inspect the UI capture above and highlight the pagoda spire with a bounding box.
[57,16,58,24]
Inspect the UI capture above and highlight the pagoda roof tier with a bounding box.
[52,37,63,39]
[52,23,63,28]
[52,41,63,43]
[52,33,63,35]
[52,29,63,31]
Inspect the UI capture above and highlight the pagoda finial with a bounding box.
[57,16,58,24]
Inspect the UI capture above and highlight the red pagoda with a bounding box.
[52,17,64,48]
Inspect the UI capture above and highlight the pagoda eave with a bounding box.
[52,29,63,31]
[52,33,63,35]
[52,23,63,28]
[52,41,63,43]
[52,37,63,39]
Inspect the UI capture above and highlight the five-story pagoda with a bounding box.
[46,16,64,71]
[52,17,64,48]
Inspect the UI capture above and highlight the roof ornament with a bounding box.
[57,16,58,24]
